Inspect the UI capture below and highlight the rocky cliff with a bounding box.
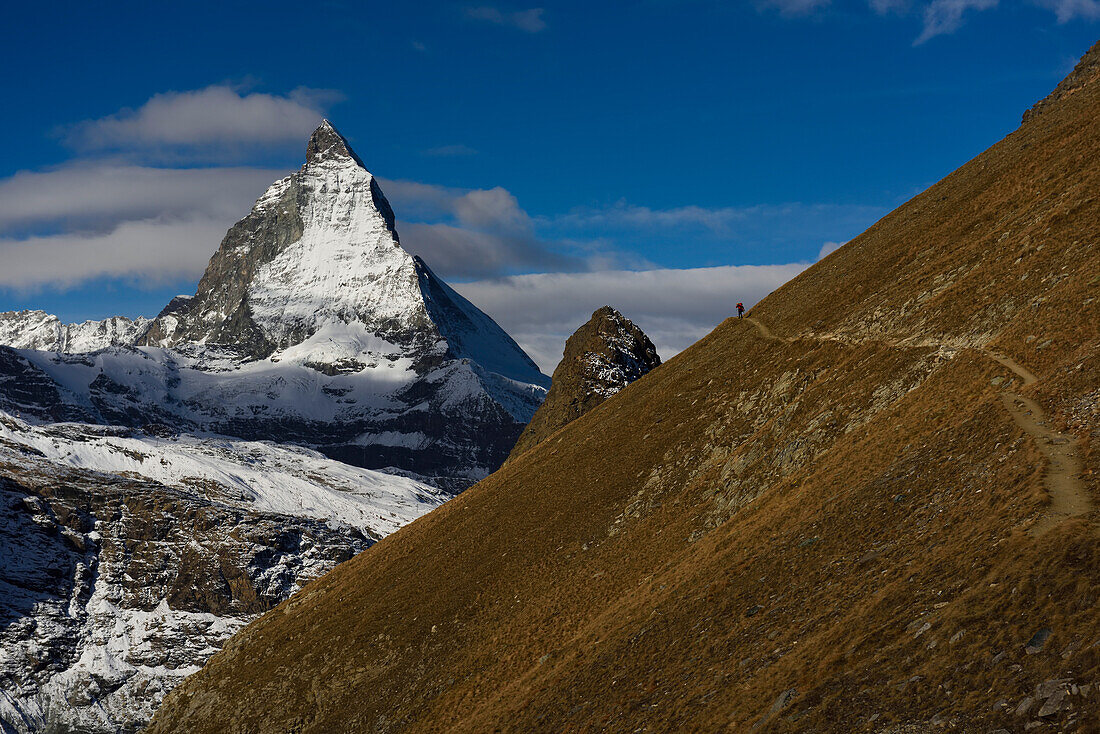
[508,306,660,461]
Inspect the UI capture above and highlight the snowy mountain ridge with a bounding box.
[0,411,446,535]
[0,311,151,354]
[0,120,548,485]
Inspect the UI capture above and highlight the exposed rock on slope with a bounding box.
[508,306,660,460]
[1022,39,1100,123]
[148,40,1100,734]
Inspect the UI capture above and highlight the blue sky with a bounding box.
[0,0,1096,368]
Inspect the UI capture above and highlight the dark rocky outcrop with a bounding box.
[507,306,660,461]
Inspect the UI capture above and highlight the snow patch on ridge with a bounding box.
[0,311,151,354]
[0,411,447,534]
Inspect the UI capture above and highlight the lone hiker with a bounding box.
[736,302,745,319]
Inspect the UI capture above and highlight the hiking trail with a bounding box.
[743,317,1091,536]
[745,316,791,344]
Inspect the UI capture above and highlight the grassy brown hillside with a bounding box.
[149,42,1100,733]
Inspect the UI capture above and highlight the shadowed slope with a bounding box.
[149,42,1100,733]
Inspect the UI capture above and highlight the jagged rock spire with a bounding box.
[306,119,366,167]
[507,305,660,461]
[138,118,544,392]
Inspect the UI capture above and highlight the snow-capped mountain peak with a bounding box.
[306,119,367,168]
[0,121,551,734]
[136,118,544,389]
[2,121,548,483]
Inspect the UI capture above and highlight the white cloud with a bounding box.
[452,187,529,230]
[546,201,884,261]
[400,222,584,278]
[466,6,547,31]
[1033,0,1100,21]
[758,0,832,16]
[377,178,466,220]
[381,180,636,278]
[553,202,756,233]
[0,163,289,293]
[62,85,340,156]
[551,201,884,236]
[914,0,998,44]
[0,164,283,232]
[0,165,610,289]
[869,0,910,13]
[817,240,847,259]
[763,0,1098,38]
[453,263,807,372]
[0,217,231,292]
[379,180,534,232]
[0,159,858,293]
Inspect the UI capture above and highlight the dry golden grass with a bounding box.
[148,41,1100,733]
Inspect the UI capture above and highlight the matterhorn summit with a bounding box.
[141,120,544,387]
[0,120,549,485]
[0,121,550,734]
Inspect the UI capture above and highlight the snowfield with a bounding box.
[0,411,448,536]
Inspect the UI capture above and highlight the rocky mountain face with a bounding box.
[0,431,426,733]
[0,311,150,353]
[136,120,542,387]
[137,121,420,363]
[0,121,547,733]
[0,121,548,487]
[0,411,447,734]
[148,41,1100,734]
[508,306,660,460]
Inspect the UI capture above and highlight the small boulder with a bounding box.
[1035,678,1072,699]
[770,688,798,715]
[1025,627,1052,655]
[1037,689,1070,717]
